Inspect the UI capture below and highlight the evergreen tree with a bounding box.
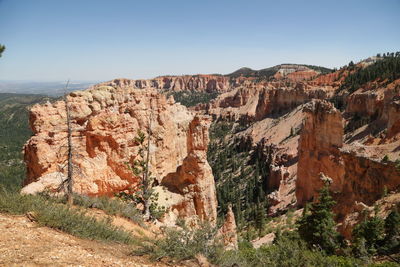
[352,210,385,255]
[382,209,400,254]
[255,200,266,235]
[0,44,5,57]
[298,184,340,254]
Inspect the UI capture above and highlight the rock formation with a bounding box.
[23,85,217,224]
[296,99,400,236]
[94,75,233,93]
[204,84,334,122]
[296,100,345,206]
[161,116,217,223]
[218,205,238,250]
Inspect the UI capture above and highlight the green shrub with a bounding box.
[382,155,389,163]
[133,222,224,263]
[218,232,361,267]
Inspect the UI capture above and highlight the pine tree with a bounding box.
[0,44,5,57]
[298,184,340,254]
[255,200,265,235]
[352,209,385,255]
[382,209,400,254]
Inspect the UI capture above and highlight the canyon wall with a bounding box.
[23,86,217,224]
[94,76,233,93]
[296,99,400,232]
[205,83,334,122]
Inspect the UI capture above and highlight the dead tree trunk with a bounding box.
[65,81,74,206]
[142,113,152,220]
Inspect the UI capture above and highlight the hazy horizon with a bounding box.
[0,0,399,81]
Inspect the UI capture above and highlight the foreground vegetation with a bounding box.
[134,222,398,267]
[0,189,135,244]
[133,185,399,266]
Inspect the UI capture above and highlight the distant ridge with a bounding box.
[227,64,332,78]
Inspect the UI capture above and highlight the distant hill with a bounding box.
[227,64,332,78]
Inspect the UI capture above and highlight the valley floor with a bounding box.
[0,214,166,267]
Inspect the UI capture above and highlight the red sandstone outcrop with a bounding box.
[23,86,217,224]
[296,100,345,206]
[218,205,238,250]
[343,79,400,142]
[161,116,217,223]
[310,69,347,87]
[286,70,318,82]
[296,99,400,237]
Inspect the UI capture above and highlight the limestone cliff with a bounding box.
[22,85,217,224]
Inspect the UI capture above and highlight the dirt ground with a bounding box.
[0,213,178,267]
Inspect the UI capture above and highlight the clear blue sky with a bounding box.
[0,0,399,81]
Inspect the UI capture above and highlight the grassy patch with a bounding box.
[70,194,143,226]
[35,192,144,226]
[0,190,135,244]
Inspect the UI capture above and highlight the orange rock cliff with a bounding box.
[22,85,217,224]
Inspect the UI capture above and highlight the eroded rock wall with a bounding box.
[205,84,334,122]
[94,76,233,93]
[296,99,400,233]
[23,86,217,224]
[296,100,345,206]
